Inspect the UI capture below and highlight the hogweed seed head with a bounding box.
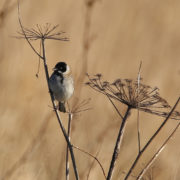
[16,23,69,41]
[71,98,92,114]
[86,74,180,120]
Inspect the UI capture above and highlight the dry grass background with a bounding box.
[0,0,180,179]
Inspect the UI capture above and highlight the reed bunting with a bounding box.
[49,62,74,112]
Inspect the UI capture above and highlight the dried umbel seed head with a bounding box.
[86,74,180,120]
[71,98,91,114]
[16,23,69,41]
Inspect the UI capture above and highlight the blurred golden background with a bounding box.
[0,0,180,179]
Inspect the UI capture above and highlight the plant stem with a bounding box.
[107,106,131,180]
[137,61,142,153]
[73,145,106,179]
[66,113,72,180]
[137,110,141,153]
[124,97,180,180]
[137,122,180,179]
[41,39,79,180]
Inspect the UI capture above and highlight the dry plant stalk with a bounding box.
[137,122,180,179]
[106,106,131,180]
[65,113,72,180]
[87,149,101,180]
[136,61,142,153]
[73,145,106,179]
[65,98,103,179]
[86,74,180,180]
[124,97,180,180]
[16,3,79,179]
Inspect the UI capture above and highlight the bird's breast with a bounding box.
[49,75,74,102]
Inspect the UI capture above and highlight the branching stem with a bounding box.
[124,97,180,180]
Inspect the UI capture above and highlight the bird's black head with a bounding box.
[54,62,67,73]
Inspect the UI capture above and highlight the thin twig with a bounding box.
[71,98,92,114]
[124,97,180,180]
[73,145,106,179]
[107,95,123,120]
[87,149,101,180]
[17,1,43,60]
[137,61,142,153]
[66,113,72,180]
[137,122,180,180]
[35,42,41,78]
[107,106,131,180]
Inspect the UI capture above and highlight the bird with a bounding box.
[49,62,74,112]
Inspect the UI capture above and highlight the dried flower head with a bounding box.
[86,74,180,120]
[71,98,92,114]
[16,23,69,41]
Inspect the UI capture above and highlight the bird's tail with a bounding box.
[59,102,66,113]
